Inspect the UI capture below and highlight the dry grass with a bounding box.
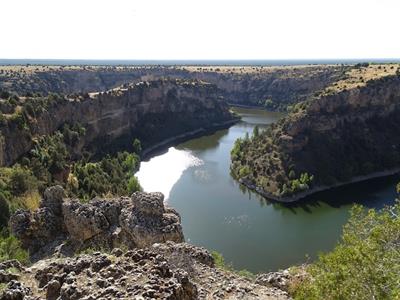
[14,191,41,211]
[324,63,400,94]
[180,64,339,75]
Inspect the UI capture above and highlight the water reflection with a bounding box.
[136,147,202,200]
[135,107,398,273]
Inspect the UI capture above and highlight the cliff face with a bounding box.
[0,79,236,166]
[0,65,348,112]
[184,65,347,110]
[231,74,400,201]
[6,186,290,300]
[10,186,184,260]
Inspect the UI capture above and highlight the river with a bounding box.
[136,107,400,273]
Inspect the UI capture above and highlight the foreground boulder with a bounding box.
[10,186,184,260]
[0,242,290,300]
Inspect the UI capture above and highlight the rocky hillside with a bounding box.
[0,243,290,300]
[0,66,190,95]
[2,186,290,300]
[231,64,400,201]
[0,78,236,167]
[0,64,349,112]
[181,65,349,111]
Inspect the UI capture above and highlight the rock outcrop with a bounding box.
[10,186,184,260]
[6,187,292,299]
[0,242,290,300]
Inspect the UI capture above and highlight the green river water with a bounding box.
[136,107,399,273]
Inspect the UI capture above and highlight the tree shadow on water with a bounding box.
[241,174,400,214]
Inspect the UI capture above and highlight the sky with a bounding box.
[1,0,399,60]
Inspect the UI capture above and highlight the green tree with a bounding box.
[294,202,400,300]
[132,138,142,154]
[252,126,260,138]
[0,234,29,264]
[127,176,141,194]
[0,193,10,228]
[9,166,37,196]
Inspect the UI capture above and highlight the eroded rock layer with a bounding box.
[10,186,184,260]
[0,79,236,166]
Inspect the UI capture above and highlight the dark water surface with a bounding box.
[137,107,399,273]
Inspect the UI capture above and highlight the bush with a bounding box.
[9,166,37,196]
[294,202,400,300]
[0,193,10,228]
[0,234,29,265]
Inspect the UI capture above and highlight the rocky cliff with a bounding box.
[10,186,184,261]
[0,243,290,300]
[231,66,400,201]
[0,79,236,166]
[5,186,290,300]
[0,64,349,112]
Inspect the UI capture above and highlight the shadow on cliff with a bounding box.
[240,173,400,214]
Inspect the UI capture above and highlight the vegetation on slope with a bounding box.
[293,185,400,299]
[231,124,314,197]
[231,64,400,199]
[0,122,142,230]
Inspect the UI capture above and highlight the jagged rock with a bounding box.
[10,187,184,260]
[0,280,31,300]
[45,279,61,300]
[41,185,65,216]
[9,206,62,255]
[256,271,291,291]
[0,243,290,300]
[62,199,111,241]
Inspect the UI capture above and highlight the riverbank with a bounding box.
[239,167,400,203]
[141,118,240,160]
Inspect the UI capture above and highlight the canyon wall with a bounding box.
[0,65,348,111]
[0,79,236,166]
[231,74,400,201]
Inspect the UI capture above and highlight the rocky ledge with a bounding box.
[4,186,292,299]
[10,186,184,261]
[0,242,290,300]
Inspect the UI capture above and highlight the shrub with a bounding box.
[132,138,142,154]
[0,193,10,228]
[9,166,37,196]
[0,234,29,265]
[294,203,400,299]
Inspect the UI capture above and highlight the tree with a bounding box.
[132,138,142,154]
[9,166,37,196]
[127,176,141,194]
[252,126,259,138]
[0,193,10,228]
[294,202,400,300]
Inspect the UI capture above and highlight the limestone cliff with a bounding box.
[9,186,184,261]
[6,187,290,300]
[0,65,348,112]
[0,79,236,166]
[231,70,400,201]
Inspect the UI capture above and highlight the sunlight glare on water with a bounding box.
[137,147,203,200]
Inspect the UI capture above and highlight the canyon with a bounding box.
[231,64,400,201]
[0,78,236,167]
[1,62,400,299]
